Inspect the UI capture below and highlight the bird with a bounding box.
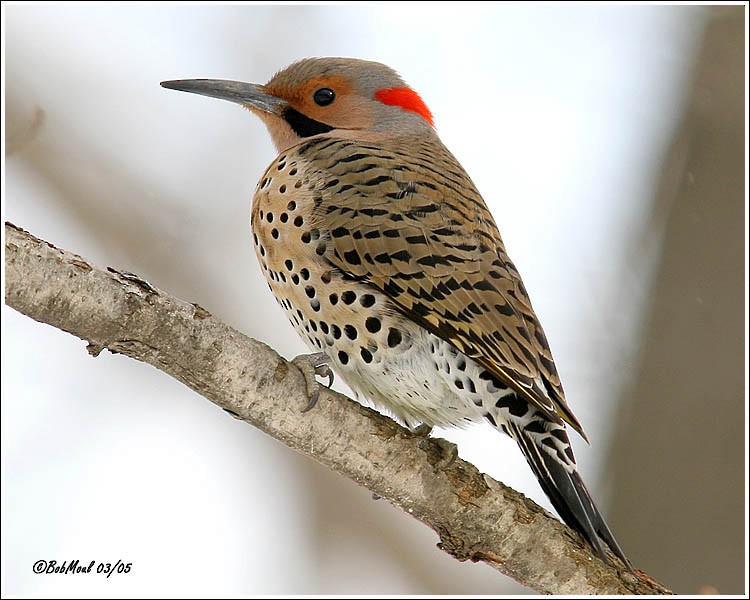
[161,57,632,571]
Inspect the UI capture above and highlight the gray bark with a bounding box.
[4,221,671,595]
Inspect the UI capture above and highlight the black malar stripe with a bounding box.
[283,107,334,137]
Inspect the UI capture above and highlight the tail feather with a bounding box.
[508,422,633,571]
[568,469,632,570]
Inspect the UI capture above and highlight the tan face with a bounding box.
[245,74,383,152]
[271,75,375,129]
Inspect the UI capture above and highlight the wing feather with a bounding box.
[299,137,586,439]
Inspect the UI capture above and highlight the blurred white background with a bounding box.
[3,4,745,596]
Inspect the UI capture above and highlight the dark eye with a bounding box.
[313,88,335,106]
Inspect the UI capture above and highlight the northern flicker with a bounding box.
[161,58,632,570]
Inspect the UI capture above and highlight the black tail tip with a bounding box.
[569,470,634,573]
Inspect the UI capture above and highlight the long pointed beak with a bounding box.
[160,79,287,115]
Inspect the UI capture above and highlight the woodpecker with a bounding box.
[161,58,632,570]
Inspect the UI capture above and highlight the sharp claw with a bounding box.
[222,407,243,420]
[435,438,458,470]
[292,352,332,413]
[301,389,320,413]
[324,368,334,388]
[440,442,458,469]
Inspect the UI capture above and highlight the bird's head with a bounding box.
[161,57,435,152]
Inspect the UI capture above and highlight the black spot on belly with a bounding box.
[497,393,528,418]
[524,420,547,434]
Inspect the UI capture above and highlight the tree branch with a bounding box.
[4,222,671,594]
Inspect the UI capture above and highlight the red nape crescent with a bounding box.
[375,87,434,126]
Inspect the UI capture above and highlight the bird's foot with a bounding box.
[410,423,433,437]
[291,352,334,412]
[414,425,458,470]
[433,438,458,469]
[419,436,458,470]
